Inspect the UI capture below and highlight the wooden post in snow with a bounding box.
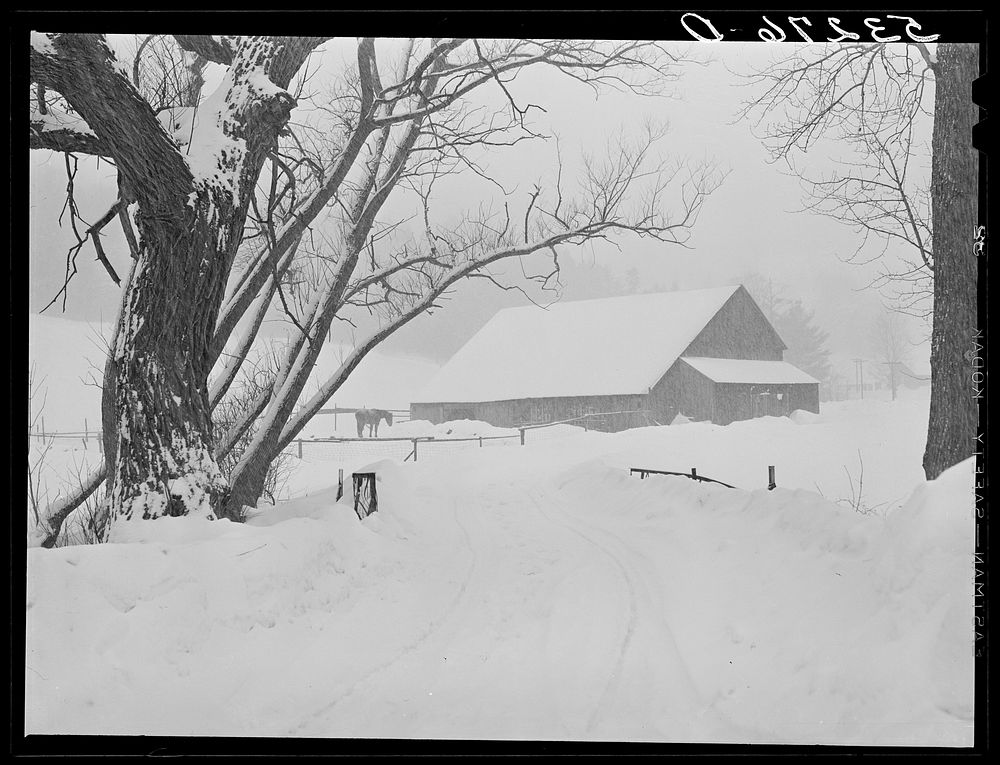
[412,439,419,462]
[519,428,526,446]
[768,465,776,491]
[691,467,698,480]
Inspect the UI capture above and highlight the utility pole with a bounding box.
[853,358,865,400]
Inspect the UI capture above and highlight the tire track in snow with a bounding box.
[540,485,749,742]
[523,488,639,735]
[293,479,626,738]
[287,499,479,735]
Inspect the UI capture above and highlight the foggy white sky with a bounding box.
[28,38,933,375]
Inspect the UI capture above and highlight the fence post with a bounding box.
[519,428,525,446]
[691,467,698,480]
[412,439,418,462]
[479,436,483,448]
[297,440,303,459]
[768,465,776,491]
[337,468,344,501]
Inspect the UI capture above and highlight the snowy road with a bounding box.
[269,469,747,741]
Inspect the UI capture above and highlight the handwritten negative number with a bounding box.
[756,15,939,43]
[678,13,941,43]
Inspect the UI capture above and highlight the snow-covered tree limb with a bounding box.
[29,102,108,156]
[33,464,107,549]
[173,34,239,66]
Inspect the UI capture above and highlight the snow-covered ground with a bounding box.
[25,382,975,744]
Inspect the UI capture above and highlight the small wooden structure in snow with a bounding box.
[410,285,820,431]
[352,472,377,519]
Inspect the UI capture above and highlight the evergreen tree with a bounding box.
[773,300,832,383]
[742,275,832,383]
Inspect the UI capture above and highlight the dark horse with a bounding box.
[355,408,393,438]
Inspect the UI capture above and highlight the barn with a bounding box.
[410,285,820,431]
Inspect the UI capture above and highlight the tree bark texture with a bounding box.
[923,43,980,480]
[31,34,324,528]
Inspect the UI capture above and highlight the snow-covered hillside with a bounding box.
[25,383,975,744]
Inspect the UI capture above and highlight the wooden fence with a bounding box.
[28,426,103,452]
[28,408,658,465]
[290,409,655,462]
[309,406,411,428]
[630,465,778,491]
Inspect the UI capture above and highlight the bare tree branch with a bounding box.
[739,43,934,316]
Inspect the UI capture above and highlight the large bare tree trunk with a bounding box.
[105,39,320,526]
[31,34,324,530]
[107,198,235,522]
[923,43,980,480]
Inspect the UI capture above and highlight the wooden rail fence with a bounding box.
[629,465,778,491]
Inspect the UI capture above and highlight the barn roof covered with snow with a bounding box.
[680,357,819,385]
[413,285,781,403]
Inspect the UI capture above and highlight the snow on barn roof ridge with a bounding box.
[413,285,744,403]
[680,357,820,385]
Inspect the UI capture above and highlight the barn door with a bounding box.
[751,388,782,418]
[754,388,790,418]
[774,388,790,416]
[751,389,767,418]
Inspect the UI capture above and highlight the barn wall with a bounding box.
[787,383,820,414]
[411,402,445,422]
[412,394,650,431]
[685,287,785,361]
[713,384,764,425]
[649,362,716,423]
[414,382,817,430]
[712,382,819,425]
[648,361,820,426]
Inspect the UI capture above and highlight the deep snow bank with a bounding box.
[544,455,974,745]
[25,438,974,743]
[26,472,446,736]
